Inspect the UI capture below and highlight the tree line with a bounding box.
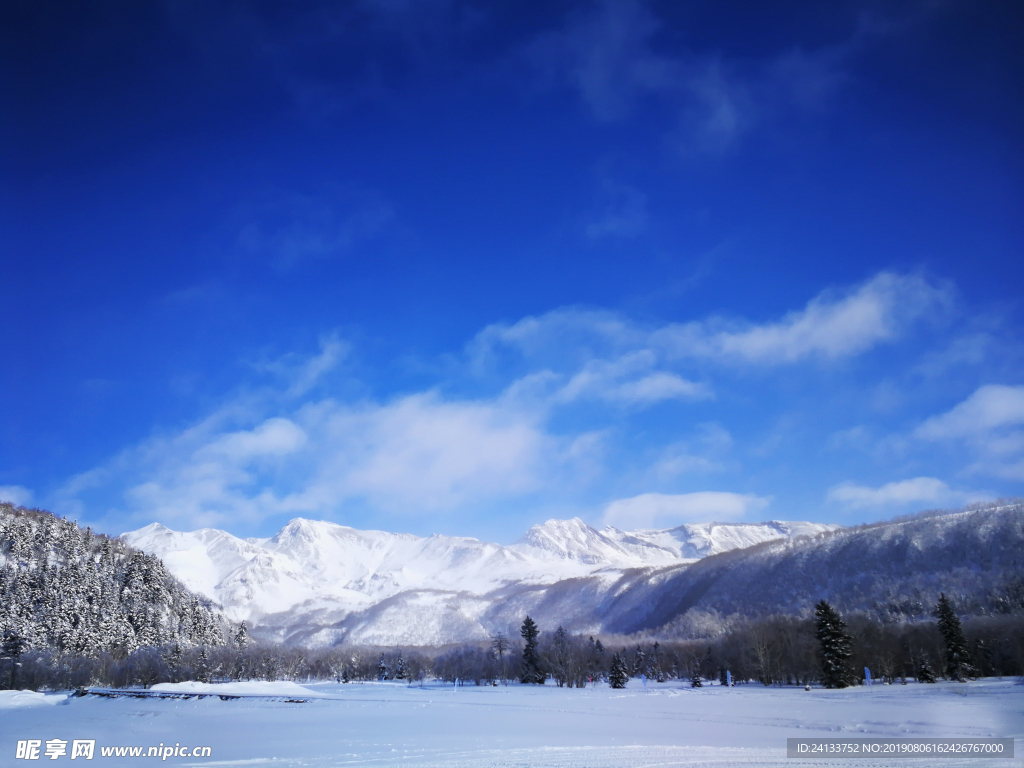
[3,503,1023,692]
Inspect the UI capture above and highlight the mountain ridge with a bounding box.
[122,515,839,646]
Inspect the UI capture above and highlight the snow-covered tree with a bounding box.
[0,503,223,664]
[608,652,628,689]
[519,616,544,684]
[915,655,937,683]
[814,600,855,688]
[934,594,974,681]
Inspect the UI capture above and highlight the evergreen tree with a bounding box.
[972,639,993,677]
[490,632,509,683]
[234,622,249,651]
[814,600,855,688]
[608,652,628,689]
[915,654,937,683]
[934,594,974,681]
[586,636,605,682]
[197,647,210,683]
[377,653,388,681]
[632,644,646,676]
[690,674,702,688]
[1,629,27,689]
[519,616,544,684]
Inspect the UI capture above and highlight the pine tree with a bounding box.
[608,652,628,689]
[934,594,974,681]
[519,616,544,684]
[1,629,27,689]
[972,639,993,677]
[814,600,855,688]
[491,632,509,683]
[377,653,388,681]
[234,622,249,650]
[690,674,702,688]
[915,654,936,683]
[197,647,210,683]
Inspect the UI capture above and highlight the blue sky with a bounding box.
[2,0,1022,542]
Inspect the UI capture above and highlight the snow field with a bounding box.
[1,679,1020,767]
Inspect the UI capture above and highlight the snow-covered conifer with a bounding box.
[234,622,249,650]
[519,616,544,684]
[608,652,628,689]
[934,594,974,681]
[814,600,855,688]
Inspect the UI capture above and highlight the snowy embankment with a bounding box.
[2,679,1021,767]
[150,680,324,697]
[0,690,69,708]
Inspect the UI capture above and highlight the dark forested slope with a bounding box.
[0,503,222,654]
[604,501,1024,635]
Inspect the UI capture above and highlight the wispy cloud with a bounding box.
[915,385,1024,480]
[527,0,856,154]
[915,385,1024,439]
[650,423,732,479]
[585,180,649,239]
[236,187,394,268]
[256,333,350,398]
[0,485,35,507]
[554,351,710,406]
[826,477,989,510]
[658,272,952,363]
[602,491,770,530]
[475,272,952,370]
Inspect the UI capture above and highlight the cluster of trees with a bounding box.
[0,505,223,654]
[432,603,1024,691]
[0,504,222,688]
[654,598,1023,688]
[3,606,1022,692]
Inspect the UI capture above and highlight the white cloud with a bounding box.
[475,272,951,372]
[658,272,951,363]
[298,393,551,511]
[602,491,769,530]
[826,477,989,509]
[0,485,35,507]
[914,385,1024,480]
[915,385,1024,440]
[555,351,710,406]
[63,390,561,530]
[650,423,732,479]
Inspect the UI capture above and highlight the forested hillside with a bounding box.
[0,503,223,655]
[607,501,1024,635]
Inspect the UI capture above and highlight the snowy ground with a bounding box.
[1,679,1021,767]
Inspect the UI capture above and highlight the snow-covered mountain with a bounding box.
[121,516,837,646]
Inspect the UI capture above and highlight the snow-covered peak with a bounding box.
[603,520,840,560]
[513,518,615,562]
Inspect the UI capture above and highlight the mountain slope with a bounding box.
[604,501,1024,635]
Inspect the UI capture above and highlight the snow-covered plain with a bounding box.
[2,679,1020,767]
